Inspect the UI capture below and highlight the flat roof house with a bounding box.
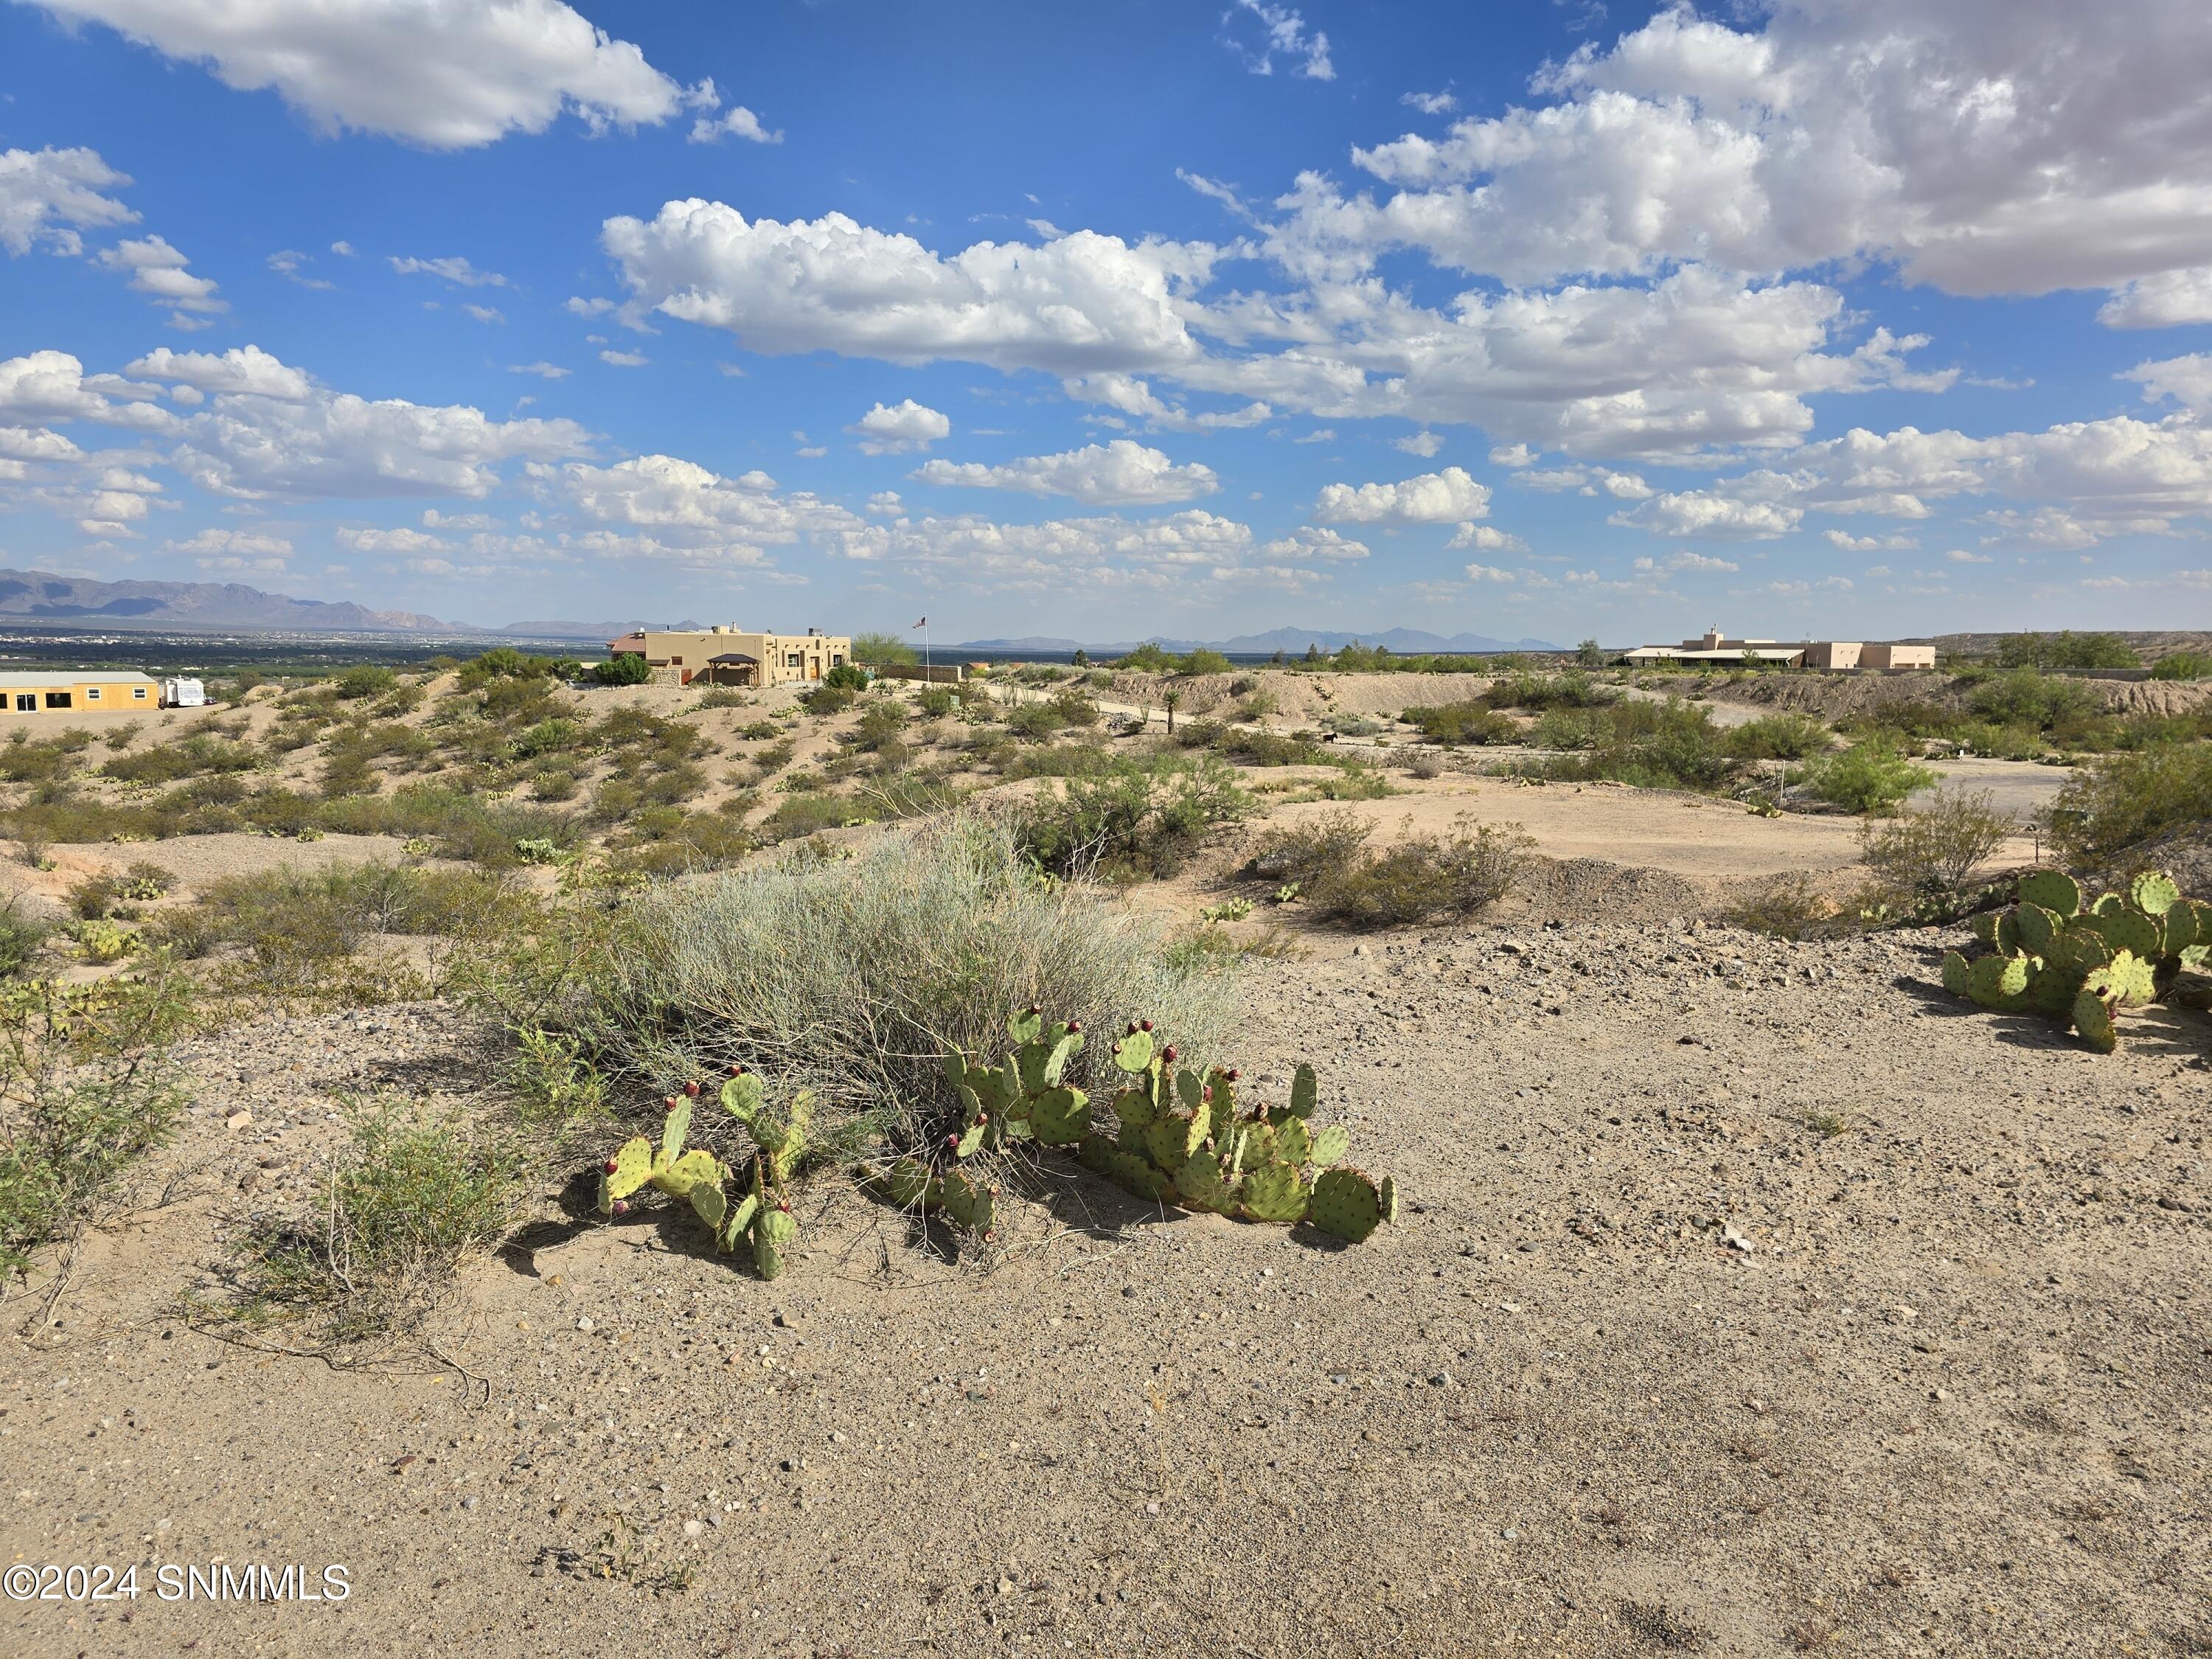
[605,626,851,688]
[1621,627,1935,670]
[0,669,158,712]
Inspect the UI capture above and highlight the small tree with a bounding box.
[823,662,869,692]
[1576,638,1604,669]
[1859,787,2016,896]
[1071,647,1091,668]
[852,631,919,667]
[1304,643,1322,663]
[1162,687,1182,735]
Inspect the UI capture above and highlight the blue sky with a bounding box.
[2,0,2211,642]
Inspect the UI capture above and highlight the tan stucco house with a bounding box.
[605,626,852,688]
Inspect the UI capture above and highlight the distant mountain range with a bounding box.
[0,568,453,633]
[953,626,1565,655]
[0,571,1562,653]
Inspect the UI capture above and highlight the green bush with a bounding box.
[1969,669,2096,731]
[0,899,49,978]
[822,662,870,692]
[1014,755,1251,880]
[336,666,398,700]
[1117,642,1174,672]
[0,967,193,1275]
[592,652,653,686]
[917,685,956,717]
[1405,702,1519,745]
[1790,737,1938,814]
[802,684,857,715]
[1992,631,2138,672]
[1178,648,1232,677]
[2150,651,2211,681]
[1724,712,1834,761]
[1251,807,1529,926]
[1523,700,1736,792]
[2050,744,2212,860]
[1857,787,2016,896]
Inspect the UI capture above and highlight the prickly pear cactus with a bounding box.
[1938,869,2202,1055]
[1237,1161,1308,1225]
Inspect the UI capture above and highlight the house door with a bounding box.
[13,694,32,712]
[810,660,821,680]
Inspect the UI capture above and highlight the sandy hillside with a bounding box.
[1,914,2207,1658]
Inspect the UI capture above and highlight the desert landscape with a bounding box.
[0,637,2205,1658]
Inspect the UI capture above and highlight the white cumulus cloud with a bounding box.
[0,145,136,257]
[1315,465,1489,524]
[913,439,1217,506]
[846,399,950,456]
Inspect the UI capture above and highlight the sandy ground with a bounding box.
[1,919,2205,1658]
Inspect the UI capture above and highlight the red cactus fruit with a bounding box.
[1200,1086,1212,1102]
[1139,1019,1155,1032]
[1065,1019,1082,1034]
[1225,1068,1240,1082]
[684,1080,702,1098]
[662,1095,678,1111]
[726,1063,743,1077]
[602,1157,619,1175]
[1126,1020,1139,1035]
[1161,1045,1178,1064]
[1026,1002,1041,1016]
[611,1200,630,1217]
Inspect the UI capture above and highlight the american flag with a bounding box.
[911,616,927,629]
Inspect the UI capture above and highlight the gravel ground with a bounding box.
[0,923,2206,1658]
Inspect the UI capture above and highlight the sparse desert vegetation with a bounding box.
[0,633,2205,1655]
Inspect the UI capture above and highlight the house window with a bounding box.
[669,655,684,666]
[785,653,803,668]
[86,688,100,701]
[13,694,32,712]
[44,692,70,709]
[133,687,147,700]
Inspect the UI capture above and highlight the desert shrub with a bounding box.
[917,685,956,717]
[1726,872,1835,940]
[64,872,123,920]
[101,721,142,751]
[1483,670,1613,712]
[227,1096,526,1346]
[1969,669,2095,731]
[1523,700,1736,792]
[737,720,782,741]
[757,791,858,844]
[1838,698,1971,743]
[2050,743,2212,860]
[1725,712,1834,761]
[1790,737,1937,813]
[696,687,747,709]
[1,794,165,845]
[0,966,193,1275]
[102,734,260,785]
[1013,755,1251,880]
[577,814,1236,1147]
[0,899,48,978]
[503,1025,609,1135]
[1004,700,1065,741]
[0,740,75,785]
[510,716,580,759]
[1405,702,1519,745]
[802,684,857,715]
[1992,631,2138,672]
[845,700,907,753]
[1858,787,2016,896]
[1049,686,1101,728]
[592,653,653,686]
[456,646,560,687]
[1212,728,1333,767]
[336,665,397,700]
[1174,648,1231,677]
[1253,810,1528,927]
[822,662,870,693]
[531,769,580,802]
[1408,751,1445,780]
[2149,651,2211,681]
[1117,642,1173,672]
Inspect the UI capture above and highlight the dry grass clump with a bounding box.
[579,814,1237,1148]
[213,1095,526,1352]
[1251,807,1530,926]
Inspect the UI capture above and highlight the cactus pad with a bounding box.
[1274,1116,1312,1166]
[752,1206,796,1279]
[1970,911,2000,947]
[1031,1085,1090,1144]
[1965,953,2030,1010]
[2128,872,2180,916]
[1940,950,1972,997]
[2072,987,2118,1054]
[2014,902,2062,956]
[598,1135,656,1214]
[1112,1029,1155,1073]
[689,1179,727,1232]
[1288,1063,1318,1119]
[1175,1150,1232,1213]
[721,1072,762,1121]
[2018,869,2081,917]
[653,1148,721,1199]
[1310,1168,1388,1242]
[1008,1006,1045,1045]
[1307,1124,1351,1167]
[1237,1161,1307,1224]
[2084,907,2160,960]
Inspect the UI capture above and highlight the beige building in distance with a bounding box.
[1622,627,1935,670]
[0,669,157,712]
[605,625,852,688]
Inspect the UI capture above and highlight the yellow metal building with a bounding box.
[0,669,158,712]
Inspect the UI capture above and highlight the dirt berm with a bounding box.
[1701,673,2212,722]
